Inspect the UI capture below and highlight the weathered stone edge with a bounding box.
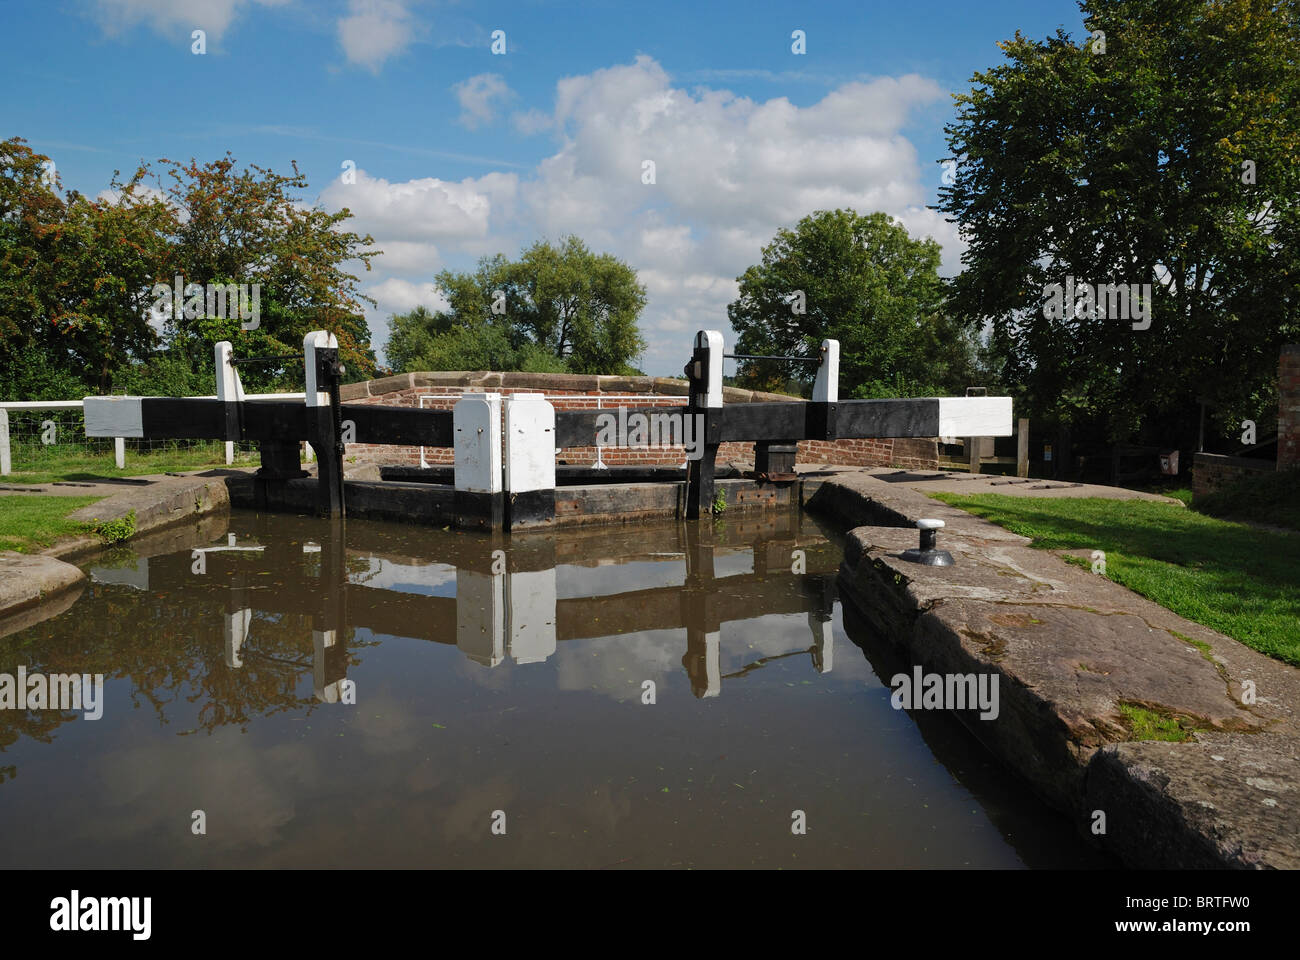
[806,472,1297,870]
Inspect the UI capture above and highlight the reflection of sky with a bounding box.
[556,549,754,598]
[348,557,456,596]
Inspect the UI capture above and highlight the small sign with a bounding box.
[1043,444,1053,462]
[1159,450,1179,475]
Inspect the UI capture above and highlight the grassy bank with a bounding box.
[0,495,104,552]
[930,492,1300,667]
[2,445,258,485]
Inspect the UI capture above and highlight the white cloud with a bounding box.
[511,108,553,137]
[321,56,960,374]
[337,0,415,71]
[453,73,513,130]
[88,0,287,44]
[320,167,518,255]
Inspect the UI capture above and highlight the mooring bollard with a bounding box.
[900,518,955,566]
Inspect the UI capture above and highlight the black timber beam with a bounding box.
[340,403,454,446]
[554,405,688,449]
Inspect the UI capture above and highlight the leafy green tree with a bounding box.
[155,155,381,391]
[938,0,1300,446]
[387,237,647,375]
[727,209,971,398]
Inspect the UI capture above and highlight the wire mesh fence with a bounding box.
[0,406,261,477]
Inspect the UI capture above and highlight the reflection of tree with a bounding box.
[0,577,376,766]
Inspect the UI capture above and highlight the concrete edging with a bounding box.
[806,471,1300,869]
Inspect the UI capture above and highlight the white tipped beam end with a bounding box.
[937,396,1013,437]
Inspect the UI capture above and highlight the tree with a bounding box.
[727,209,975,398]
[155,154,381,391]
[938,0,1300,447]
[387,237,647,375]
[0,140,382,398]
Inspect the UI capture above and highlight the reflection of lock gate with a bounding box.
[142,515,842,702]
[83,329,1014,530]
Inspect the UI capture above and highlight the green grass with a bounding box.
[1195,469,1300,532]
[2,445,258,485]
[1118,703,1198,742]
[930,492,1300,666]
[0,495,104,552]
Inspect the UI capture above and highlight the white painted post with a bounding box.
[507,568,557,664]
[697,329,724,409]
[504,392,555,528]
[302,331,336,409]
[0,409,9,476]
[215,341,245,468]
[813,338,840,403]
[453,393,503,528]
[214,341,246,402]
[114,436,125,469]
[504,393,555,492]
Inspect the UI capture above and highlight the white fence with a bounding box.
[0,393,305,477]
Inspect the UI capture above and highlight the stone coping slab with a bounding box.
[808,471,1300,869]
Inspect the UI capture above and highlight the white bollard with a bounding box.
[453,392,503,529]
[504,392,555,528]
[813,338,840,403]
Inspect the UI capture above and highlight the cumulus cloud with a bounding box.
[88,0,287,44]
[320,56,961,373]
[453,73,513,130]
[320,167,518,252]
[337,0,416,71]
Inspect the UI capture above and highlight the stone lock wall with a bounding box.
[338,371,940,470]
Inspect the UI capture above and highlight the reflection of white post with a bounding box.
[702,631,721,698]
[457,567,505,666]
[507,568,556,664]
[225,608,250,669]
[313,629,340,702]
[809,611,833,674]
[813,339,839,403]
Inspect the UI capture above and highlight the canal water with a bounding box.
[0,510,1108,868]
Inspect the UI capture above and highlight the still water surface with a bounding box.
[0,510,1107,868]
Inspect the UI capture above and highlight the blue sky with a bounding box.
[1,0,1090,373]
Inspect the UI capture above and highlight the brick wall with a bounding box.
[337,371,939,469]
[1280,344,1300,471]
[1192,453,1274,498]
